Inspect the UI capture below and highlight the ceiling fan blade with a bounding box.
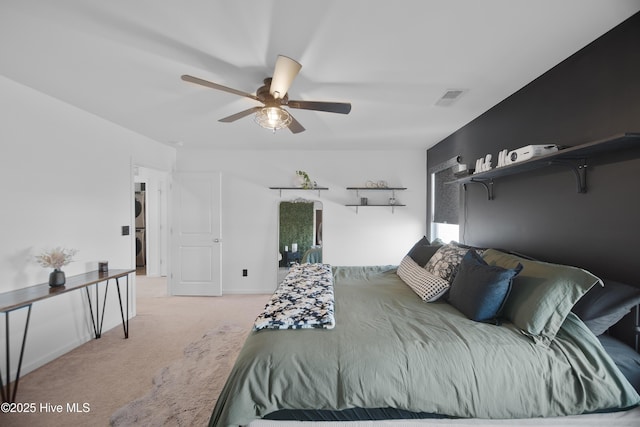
[219,106,262,123]
[287,113,306,134]
[181,75,260,101]
[287,100,351,114]
[270,55,302,99]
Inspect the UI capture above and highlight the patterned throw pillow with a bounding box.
[425,243,484,283]
[397,256,450,302]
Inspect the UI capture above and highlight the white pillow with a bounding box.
[397,256,450,302]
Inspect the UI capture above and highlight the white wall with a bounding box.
[0,73,425,378]
[0,75,175,377]
[177,149,427,294]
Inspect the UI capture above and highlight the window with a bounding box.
[429,157,461,242]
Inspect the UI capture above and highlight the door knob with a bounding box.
[213,238,221,243]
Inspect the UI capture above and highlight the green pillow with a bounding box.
[482,249,602,345]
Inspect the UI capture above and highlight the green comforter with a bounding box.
[210,266,639,427]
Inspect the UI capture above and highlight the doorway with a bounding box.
[135,182,147,275]
[134,166,169,282]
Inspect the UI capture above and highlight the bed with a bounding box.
[209,240,640,427]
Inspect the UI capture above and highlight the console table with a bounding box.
[0,268,135,403]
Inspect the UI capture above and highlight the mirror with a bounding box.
[278,200,323,276]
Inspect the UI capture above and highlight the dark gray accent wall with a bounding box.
[427,12,640,284]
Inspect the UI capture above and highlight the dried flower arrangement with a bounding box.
[35,247,78,270]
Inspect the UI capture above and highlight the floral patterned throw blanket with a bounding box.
[253,263,335,331]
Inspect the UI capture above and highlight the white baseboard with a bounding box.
[222,289,274,295]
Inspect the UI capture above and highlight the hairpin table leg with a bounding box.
[1,304,32,403]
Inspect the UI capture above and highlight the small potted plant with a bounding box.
[295,170,313,189]
[35,247,78,286]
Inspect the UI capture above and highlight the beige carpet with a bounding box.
[110,322,248,426]
[1,276,270,427]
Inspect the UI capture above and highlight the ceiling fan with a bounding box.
[181,55,351,134]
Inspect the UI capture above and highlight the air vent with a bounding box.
[435,89,466,106]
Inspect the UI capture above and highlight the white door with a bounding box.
[171,172,222,296]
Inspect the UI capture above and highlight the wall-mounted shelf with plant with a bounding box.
[270,170,328,196]
[269,186,329,197]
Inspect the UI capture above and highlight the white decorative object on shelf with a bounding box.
[505,144,558,165]
[453,163,468,174]
[365,180,388,188]
[497,149,509,168]
[473,154,493,174]
[484,154,493,171]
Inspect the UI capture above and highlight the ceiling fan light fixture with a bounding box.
[181,55,349,135]
[254,106,292,132]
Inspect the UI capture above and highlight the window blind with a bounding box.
[430,156,461,225]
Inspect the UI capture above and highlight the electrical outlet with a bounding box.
[121,226,130,236]
[242,269,248,277]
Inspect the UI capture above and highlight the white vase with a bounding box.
[293,174,305,188]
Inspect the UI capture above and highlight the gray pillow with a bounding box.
[598,335,640,393]
[572,280,640,336]
[405,236,440,267]
[408,244,441,267]
[407,236,430,253]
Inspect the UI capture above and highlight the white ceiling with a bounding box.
[1,0,639,151]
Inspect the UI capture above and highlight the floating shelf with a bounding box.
[346,187,407,198]
[448,132,640,200]
[269,186,328,197]
[346,186,407,213]
[346,203,406,214]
